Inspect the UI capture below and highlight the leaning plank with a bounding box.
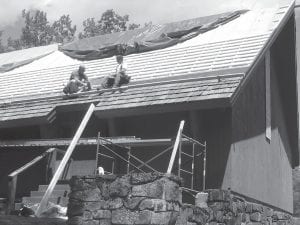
[35,103,95,217]
[167,120,185,174]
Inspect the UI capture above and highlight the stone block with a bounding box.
[238,213,250,223]
[109,177,131,197]
[132,177,181,202]
[67,216,85,225]
[276,220,289,225]
[191,206,210,224]
[245,202,253,213]
[195,192,208,208]
[92,210,111,219]
[96,174,117,181]
[69,188,101,202]
[70,176,97,191]
[151,211,178,225]
[236,201,246,213]
[206,189,231,202]
[132,180,164,199]
[272,212,290,221]
[95,176,116,200]
[228,201,238,215]
[139,199,155,210]
[209,222,218,225]
[82,220,99,225]
[208,202,229,211]
[187,222,197,225]
[247,223,261,225]
[84,201,108,211]
[83,211,93,220]
[131,172,163,185]
[124,197,146,210]
[250,212,262,222]
[112,209,152,224]
[167,202,180,212]
[213,210,224,223]
[153,199,167,212]
[99,219,111,225]
[107,198,123,210]
[162,178,182,202]
[67,200,84,217]
[252,203,264,213]
[175,205,193,225]
[139,199,168,212]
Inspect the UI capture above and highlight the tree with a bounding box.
[98,9,129,34]
[79,9,140,39]
[7,37,22,51]
[78,18,100,39]
[128,23,140,30]
[21,9,52,47]
[52,15,76,43]
[0,31,4,53]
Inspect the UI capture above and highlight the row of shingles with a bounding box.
[0,91,101,122]
[1,33,266,102]
[0,76,241,122]
[127,35,267,81]
[96,77,242,111]
[96,83,237,111]
[97,76,242,104]
[1,34,266,101]
[4,33,266,86]
[0,55,115,101]
[0,96,60,121]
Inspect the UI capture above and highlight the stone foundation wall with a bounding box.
[67,173,292,225]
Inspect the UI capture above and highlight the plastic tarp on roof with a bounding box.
[0,44,58,73]
[60,10,247,60]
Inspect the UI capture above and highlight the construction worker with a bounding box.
[101,55,130,89]
[113,55,129,87]
[63,65,91,94]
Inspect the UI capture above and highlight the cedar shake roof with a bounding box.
[0,4,294,127]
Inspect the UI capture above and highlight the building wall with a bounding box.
[54,108,232,193]
[229,57,294,213]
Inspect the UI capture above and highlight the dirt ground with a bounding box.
[0,215,66,225]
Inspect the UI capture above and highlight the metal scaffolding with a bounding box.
[95,121,207,194]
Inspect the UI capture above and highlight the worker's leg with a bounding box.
[68,80,79,94]
[113,72,122,87]
[86,81,92,91]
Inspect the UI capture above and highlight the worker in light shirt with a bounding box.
[113,55,128,87]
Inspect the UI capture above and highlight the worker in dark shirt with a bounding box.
[63,65,91,94]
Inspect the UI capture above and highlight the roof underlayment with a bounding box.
[0,4,293,126]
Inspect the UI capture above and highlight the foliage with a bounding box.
[19,10,76,48]
[78,18,99,39]
[79,9,140,39]
[0,31,4,53]
[52,15,76,43]
[6,37,23,51]
[21,9,52,47]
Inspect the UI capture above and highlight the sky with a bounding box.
[0,0,293,39]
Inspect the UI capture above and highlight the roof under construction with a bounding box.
[0,3,294,127]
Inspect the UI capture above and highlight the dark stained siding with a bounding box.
[202,108,232,190]
[230,57,293,213]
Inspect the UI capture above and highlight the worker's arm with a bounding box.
[119,62,128,75]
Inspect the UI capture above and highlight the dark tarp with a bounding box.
[60,10,247,60]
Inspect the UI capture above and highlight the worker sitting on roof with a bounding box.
[101,55,131,89]
[63,65,91,95]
